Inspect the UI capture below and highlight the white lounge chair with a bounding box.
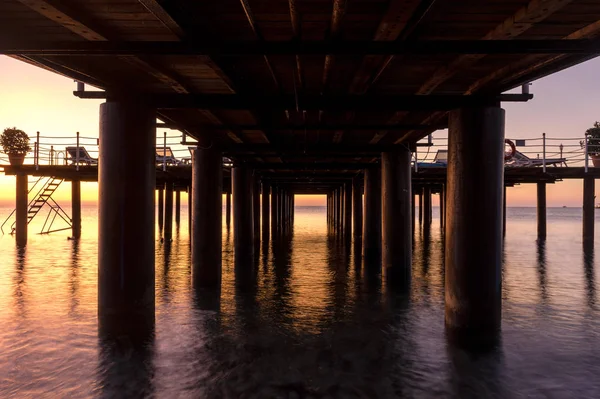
[506,150,567,168]
[65,146,97,165]
[156,147,182,166]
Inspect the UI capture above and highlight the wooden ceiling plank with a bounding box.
[416,0,577,95]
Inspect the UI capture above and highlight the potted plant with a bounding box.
[1,127,31,166]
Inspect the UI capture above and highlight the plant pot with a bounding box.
[592,155,600,168]
[8,153,25,166]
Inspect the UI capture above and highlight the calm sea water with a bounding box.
[0,205,599,398]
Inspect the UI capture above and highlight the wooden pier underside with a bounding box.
[4,165,599,194]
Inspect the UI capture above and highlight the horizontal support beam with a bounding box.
[156,123,445,131]
[239,162,378,170]
[225,144,411,154]
[4,40,600,56]
[74,92,532,110]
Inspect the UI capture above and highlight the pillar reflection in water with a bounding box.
[583,240,596,309]
[536,239,548,304]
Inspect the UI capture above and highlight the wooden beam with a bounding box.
[4,40,600,56]
[156,123,444,131]
[415,0,577,95]
[74,92,532,110]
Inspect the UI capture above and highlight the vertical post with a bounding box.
[192,146,223,288]
[72,179,81,239]
[253,176,260,243]
[418,189,423,225]
[271,186,279,237]
[15,173,28,246]
[542,132,546,173]
[35,131,40,170]
[445,106,505,347]
[382,148,412,287]
[233,167,254,259]
[164,181,174,241]
[344,182,352,239]
[423,186,432,230]
[226,191,231,229]
[363,167,382,259]
[537,182,546,239]
[98,101,155,335]
[188,185,192,233]
[439,185,445,231]
[352,177,363,239]
[414,147,419,172]
[175,189,181,226]
[583,176,595,243]
[262,182,270,242]
[157,185,164,232]
[50,145,54,165]
[76,131,80,171]
[585,134,590,173]
[411,193,416,234]
[163,131,167,172]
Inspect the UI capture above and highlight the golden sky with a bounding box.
[1,55,600,207]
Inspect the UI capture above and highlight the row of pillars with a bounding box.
[48,100,592,346]
[156,183,183,241]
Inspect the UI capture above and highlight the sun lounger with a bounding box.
[65,146,97,165]
[156,147,182,166]
[505,150,567,168]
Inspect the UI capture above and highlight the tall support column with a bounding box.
[192,147,223,288]
[445,106,505,347]
[157,185,164,231]
[439,186,445,231]
[262,182,270,242]
[382,149,412,286]
[226,192,231,229]
[503,186,507,237]
[344,182,352,238]
[188,186,192,233]
[423,186,432,228]
[72,179,82,239]
[583,176,595,243]
[164,181,174,241]
[418,189,423,225]
[98,101,155,334]
[15,173,28,246]
[337,188,343,232]
[352,177,363,239]
[363,167,382,259]
[537,182,547,239]
[411,193,416,233]
[233,167,254,259]
[271,186,279,237]
[253,177,260,243]
[175,190,181,226]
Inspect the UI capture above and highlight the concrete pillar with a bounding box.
[537,182,546,239]
[503,186,507,237]
[439,185,445,231]
[175,190,181,226]
[271,186,279,237]
[253,177,260,243]
[157,185,164,231]
[382,148,412,286]
[352,177,363,239]
[233,167,254,258]
[411,193,416,233]
[418,189,423,225]
[363,167,381,258]
[15,173,28,246]
[192,146,222,288]
[262,182,270,242]
[344,182,352,238]
[583,176,595,243]
[445,106,505,347]
[98,101,155,335]
[188,185,191,233]
[72,180,81,239]
[164,181,174,240]
[226,192,231,229]
[423,186,432,229]
[336,188,342,232]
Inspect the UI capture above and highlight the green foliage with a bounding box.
[0,127,31,154]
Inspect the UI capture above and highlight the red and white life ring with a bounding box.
[505,139,516,161]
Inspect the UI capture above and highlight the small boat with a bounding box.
[563,206,567,208]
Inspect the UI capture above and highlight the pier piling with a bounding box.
[262,182,270,242]
[363,167,382,259]
[157,185,164,232]
[537,182,547,239]
[98,101,155,335]
[423,186,432,232]
[344,182,352,238]
[418,189,423,225]
[71,180,81,239]
[353,177,363,239]
[445,106,505,348]
[233,167,254,259]
[164,181,173,241]
[191,146,222,288]
[382,148,412,287]
[175,190,181,226]
[583,176,595,243]
[271,186,279,237]
[253,177,260,243]
[15,173,28,246]
[226,192,231,229]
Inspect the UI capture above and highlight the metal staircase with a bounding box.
[1,177,73,235]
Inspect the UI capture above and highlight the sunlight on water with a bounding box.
[1,205,600,397]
